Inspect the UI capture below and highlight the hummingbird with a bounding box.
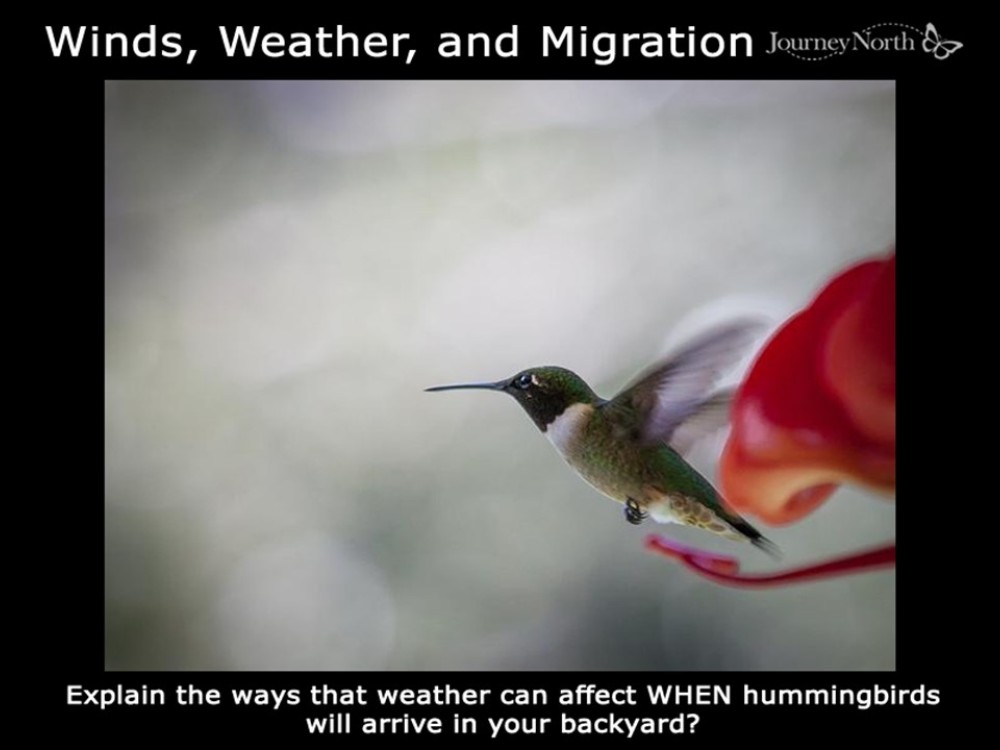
[426,321,779,557]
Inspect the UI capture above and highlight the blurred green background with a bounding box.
[105,81,895,670]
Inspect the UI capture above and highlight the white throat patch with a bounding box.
[545,403,593,454]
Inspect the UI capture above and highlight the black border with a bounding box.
[27,14,972,740]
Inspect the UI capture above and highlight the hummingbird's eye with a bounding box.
[514,373,533,390]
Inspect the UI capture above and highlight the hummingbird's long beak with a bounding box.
[425,380,506,393]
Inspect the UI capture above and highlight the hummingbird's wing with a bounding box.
[666,388,734,455]
[602,321,762,449]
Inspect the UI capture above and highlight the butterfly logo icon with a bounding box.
[922,23,963,59]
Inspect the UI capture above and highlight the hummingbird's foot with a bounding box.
[624,497,647,525]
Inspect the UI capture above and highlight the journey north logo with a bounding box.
[767,22,962,60]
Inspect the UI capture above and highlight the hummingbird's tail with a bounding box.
[729,517,782,560]
[750,534,782,561]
